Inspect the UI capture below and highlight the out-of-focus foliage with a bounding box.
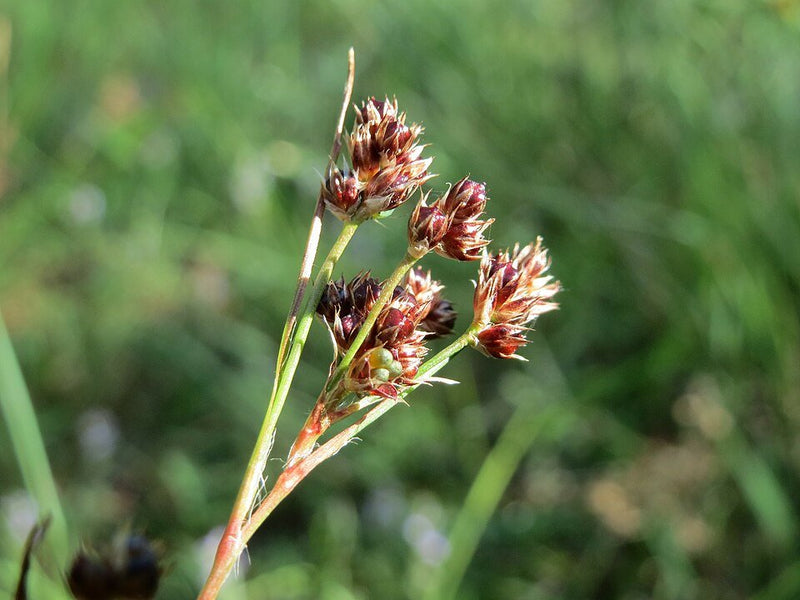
[1,1,799,598]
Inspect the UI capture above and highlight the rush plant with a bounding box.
[198,50,561,599]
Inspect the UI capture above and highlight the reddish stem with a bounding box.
[286,399,328,467]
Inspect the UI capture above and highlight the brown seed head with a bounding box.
[475,324,529,360]
[471,237,560,359]
[421,297,457,338]
[408,197,449,258]
[404,267,444,306]
[350,117,418,178]
[352,98,419,168]
[340,284,430,398]
[436,177,487,224]
[68,553,115,600]
[67,536,161,600]
[348,98,422,177]
[322,167,361,221]
[435,219,494,261]
[318,271,436,398]
[317,274,381,351]
[355,96,399,127]
[324,96,432,222]
[357,155,433,219]
[408,177,493,262]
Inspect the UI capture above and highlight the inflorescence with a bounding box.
[317,96,561,403]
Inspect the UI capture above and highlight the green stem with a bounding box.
[274,46,355,389]
[327,252,418,391]
[0,309,70,589]
[272,196,325,389]
[424,394,559,600]
[418,325,478,378]
[266,219,360,450]
[198,220,359,600]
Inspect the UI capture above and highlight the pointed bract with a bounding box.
[408,197,449,258]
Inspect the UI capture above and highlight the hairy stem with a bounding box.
[285,391,331,467]
[198,220,359,600]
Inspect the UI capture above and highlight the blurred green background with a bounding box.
[2,1,800,598]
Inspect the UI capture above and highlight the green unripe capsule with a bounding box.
[368,347,394,369]
[387,360,403,377]
[371,368,391,382]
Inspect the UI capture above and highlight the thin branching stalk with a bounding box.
[241,325,478,547]
[265,218,360,441]
[206,329,476,593]
[199,221,359,600]
[206,325,460,596]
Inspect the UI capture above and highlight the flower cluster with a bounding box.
[323,97,433,222]
[471,237,561,359]
[317,268,455,399]
[407,177,494,260]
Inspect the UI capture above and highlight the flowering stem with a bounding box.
[327,251,419,392]
[199,220,359,600]
[241,396,398,543]
[285,390,332,467]
[272,219,360,422]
